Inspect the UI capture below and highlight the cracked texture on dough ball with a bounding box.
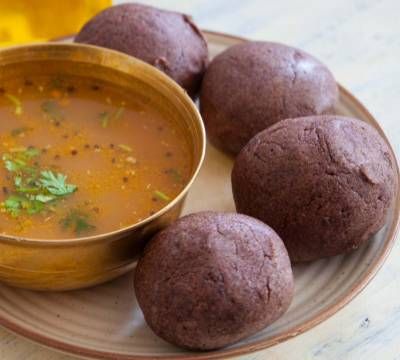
[232,115,398,262]
[200,41,338,154]
[134,211,294,350]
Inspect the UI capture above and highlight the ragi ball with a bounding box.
[232,115,398,262]
[200,41,338,154]
[75,3,208,97]
[134,211,294,350]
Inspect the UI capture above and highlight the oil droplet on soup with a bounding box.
[0,75,192,239]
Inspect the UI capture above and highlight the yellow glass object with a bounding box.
[0,0,111,46]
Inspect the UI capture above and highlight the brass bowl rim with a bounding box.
[0,42,206,246]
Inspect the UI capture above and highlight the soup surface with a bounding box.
[0,74,191,239]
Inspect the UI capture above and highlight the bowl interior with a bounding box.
[0,43,205,242]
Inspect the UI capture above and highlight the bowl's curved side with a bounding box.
[0,43,206,290]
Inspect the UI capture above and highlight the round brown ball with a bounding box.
[200,41,339,154]
[232,115,398,262]
[134,211,294,350]
[75,3,208,97]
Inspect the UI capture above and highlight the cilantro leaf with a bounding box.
[3,156,26,172]
[4,94,22,115]
[25,199,44,214]
[41,100,64,122]
[2,147,40,173]
[3,194,45,217]
[113,107,125,121]
[1,149,77,218]
[99,111,110,128]
[3,195,24,217]
[60,210,95,235]
[164,168,183,183]
[14,174,42,194]
[11,127,32,137]
[34,194,57,203]
[117,144,132,152]
[14,176,22,187]
[39,170,77,196]
[99,107,124,128]
[23,147,40,159]
[154,190,171,201]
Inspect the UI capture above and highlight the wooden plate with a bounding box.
[0,31,398,360]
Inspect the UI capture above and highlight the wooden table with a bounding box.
[1,0,399,359]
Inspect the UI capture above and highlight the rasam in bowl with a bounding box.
[0,43,205,290]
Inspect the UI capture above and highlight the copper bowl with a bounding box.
[0,43,206,290]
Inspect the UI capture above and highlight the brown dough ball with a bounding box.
[232,115,398,262]
[200,41,338,154]
[134,211,294,350]
[75,3,208,97]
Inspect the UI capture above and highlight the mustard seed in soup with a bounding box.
[0,75,191,239]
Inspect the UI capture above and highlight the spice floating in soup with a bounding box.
[0,75,191,239]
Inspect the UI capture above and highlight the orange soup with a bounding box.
[0,74,191,239]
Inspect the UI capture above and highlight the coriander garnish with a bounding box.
[5,94,22,115]
[3,194,44,217]
[117,144,132,152]
[41,100,64,122]
[99,111,110,128]
[154,190,171,202]
[39,170,77,196]
[60,209,95,235]
[164,168,183,183]
[11,127,32,137]
[0,147,77,217]
[114,107,125,120]
[99,107,125,128]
